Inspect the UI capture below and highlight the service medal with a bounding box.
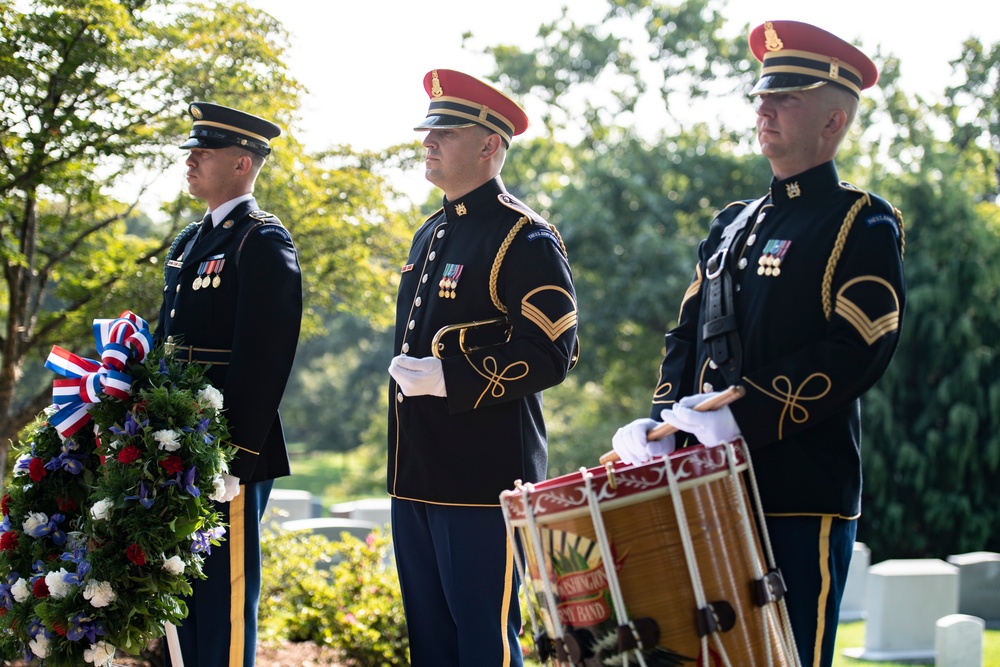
[192,277,202,290]
[758,239,791,278]
[439,263,463,299]
[212,275,221,288]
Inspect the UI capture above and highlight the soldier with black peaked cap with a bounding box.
[612,21,905,666]
[387,69,578,666]
[157,102,302,667]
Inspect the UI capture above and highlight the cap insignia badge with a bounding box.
[190,104,203,120]
[764,21,784,51]
[786,182,801,199]
[829,57,840,80]
[455,202,468,216]
[479,105,490,122]
[431,70,443,98]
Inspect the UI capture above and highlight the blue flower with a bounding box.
[43,441,88,475]
[190,525,225,554]
[0,572,17,610]
[26,513,67,546]
[67,612,106,643]
[108,411,148,438]
[27,617,49,638]
[162,465,200,498]
[62,560,91,586]
[124,481,155,509]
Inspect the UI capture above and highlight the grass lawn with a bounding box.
[524,621,998,666]
[833,620,998,666]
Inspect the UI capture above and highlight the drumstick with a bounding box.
[598,385,746,465]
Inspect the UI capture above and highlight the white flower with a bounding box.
[11,577,29,603]
[11,456,29,476]
[22,511,47,535]
[198,385,224,411]
[153,429,182,452]
[90,498,113,522]
[29,634,49,658]
[45,568,74,598]
[209,475,227,502]
[83,641,116,666]
[162,555,185,575]
[83,580,116,608]
[107,439,122,451]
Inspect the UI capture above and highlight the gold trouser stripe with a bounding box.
[813,515,833,667]
[229,492,246,667]
[500,534,515,666]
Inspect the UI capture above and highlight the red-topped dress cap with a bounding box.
[414,69,528,146]
[748,20,878,98]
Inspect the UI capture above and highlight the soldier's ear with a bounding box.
[481,132,503,159]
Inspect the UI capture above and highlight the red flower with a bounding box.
[159,455,185,476]
[117,445,142,465]
[53,621,68,636]
[56,496,77,512]
[28,457,47,482]
[32,578,49,598]
[0,530,18,552]
[126,543,146,566]
[1,493,10,516]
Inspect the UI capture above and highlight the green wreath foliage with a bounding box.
[0,344,234,666]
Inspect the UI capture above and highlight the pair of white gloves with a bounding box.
[611,392,742,465]
[388,355,447,397]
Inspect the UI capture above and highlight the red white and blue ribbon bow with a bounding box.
[44,310,153,439]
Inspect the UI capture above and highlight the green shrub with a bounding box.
[258,522,409,666]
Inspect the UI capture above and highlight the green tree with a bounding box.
[850,39,1000,560]
[0,0,413,482]
[477,0,1000,563]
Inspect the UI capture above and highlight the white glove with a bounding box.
[612,418,677,466]
[218,473,241,503]
[658,392,741,447]
[388,355,447,397]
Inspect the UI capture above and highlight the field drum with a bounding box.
[500,440,800,667]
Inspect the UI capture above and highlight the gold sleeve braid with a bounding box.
[821,194,906,321]
[488,217,570,313]
[821,193,870,321]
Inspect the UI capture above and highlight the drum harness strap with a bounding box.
[582,470,653,667]
[702,196,767,387]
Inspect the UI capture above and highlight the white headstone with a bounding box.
[330,496,392,527]
[264,488,315,523]
[935,614,984,667]
[840,542,870,622]
[946,552,1000,625]
[842,558,959,662]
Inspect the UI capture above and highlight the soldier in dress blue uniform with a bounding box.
[612,21,906,667]
[157,102,302,667]
[387,69,579,666]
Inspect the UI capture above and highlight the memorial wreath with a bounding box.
[0,311,234,666]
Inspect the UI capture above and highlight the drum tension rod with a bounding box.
[613,617,659,653]
[752,568,788,606]
[696,600,737,637]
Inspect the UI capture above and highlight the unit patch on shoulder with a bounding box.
[864,213,901,239]
[526,228,560,247]
[255,225,292,242]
